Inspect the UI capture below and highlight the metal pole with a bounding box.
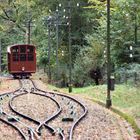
[56,13,59,79]
[0,38,1,72]
[106,0,112,108]
[26,0,31,44]
[48,24,51,82]
[26,20,31,44]
[68,0,72,93]
[134,6,137,44]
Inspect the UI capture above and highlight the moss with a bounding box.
[111,107,140,135]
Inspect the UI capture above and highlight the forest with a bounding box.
[0,0,140,86]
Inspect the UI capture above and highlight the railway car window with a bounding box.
[12,47,19,53]
[13,54,19,61]
[28,54,34,61]
[27,46,34,53]
[20,46,26,53]
[20,54,26,61]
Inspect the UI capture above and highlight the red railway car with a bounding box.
[7,44,36,78]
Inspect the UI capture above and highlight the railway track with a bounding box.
[0,79,88,140]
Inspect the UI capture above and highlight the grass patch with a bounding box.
[47,84,140,117]
[69,84,140,117]
[87,97,140,135]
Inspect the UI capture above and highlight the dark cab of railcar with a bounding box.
[7,44,36,78]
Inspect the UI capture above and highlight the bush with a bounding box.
[73,41,104,86]
[115,63,140,85]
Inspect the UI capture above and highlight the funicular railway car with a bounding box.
[7,44,36,78]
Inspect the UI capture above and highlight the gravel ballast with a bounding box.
[0,78,138,139]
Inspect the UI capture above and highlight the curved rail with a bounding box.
[9,90,63,138]
[1,79,87,140]
[31,79,88,140]
[0,80,27,139]
[0,117,27,140]
[31,92,62,132]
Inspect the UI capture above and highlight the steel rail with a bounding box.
[9,89,64,139]
[0,79,40,139]
[2,110,41,139]
[0,80,27,139]
[0,117,27,140]
[32,92,62,132]
[31,79,88,140]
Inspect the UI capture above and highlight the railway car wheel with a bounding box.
[13,75,18,79]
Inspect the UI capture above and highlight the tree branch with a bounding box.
[13,2,19,15]
[0,15,9,21]
[2,9,16,22]
[1,8,26,33]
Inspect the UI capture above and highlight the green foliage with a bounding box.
[73,36,104,85]
[38,49,48,67]
[115,63,140,85]
[0,0,140,85]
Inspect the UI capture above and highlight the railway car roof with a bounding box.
[7,44,35,53]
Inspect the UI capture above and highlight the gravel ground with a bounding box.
[12,93,58,122]
[33,79,138,140]
[0,79,62,140]
[0,92,39,139]
[46,94,84,140]
[0,119,23,140]
[0,78,19,94]
[0,79,38,139]
[72,99,137,140]
[18,79,85,139]
[0,78,139,140]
